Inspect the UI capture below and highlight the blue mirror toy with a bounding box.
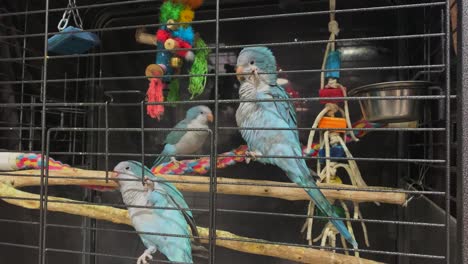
[47,0,100,55]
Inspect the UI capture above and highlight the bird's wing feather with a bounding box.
[268,85,297,129]
[257,85,297,135]
[256,86,298,135]
[152,144,176,167]
[150,176,194,219]
[128,161,194,219]
[149,188,198,238]
[143,190,193,263]
[165,119,190,145]
[148,174,194,218]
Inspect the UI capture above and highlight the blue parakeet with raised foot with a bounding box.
[153,105,213,167]
[234,47,358,248]
[114,160,206,264]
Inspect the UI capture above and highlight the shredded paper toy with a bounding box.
[301,0,385,254]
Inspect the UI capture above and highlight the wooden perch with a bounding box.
[450,0,457,53]
[0,182,381,264]
[0,168,407,205]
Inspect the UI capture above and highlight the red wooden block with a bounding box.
[156,29,171,42]
[319,87,345,104]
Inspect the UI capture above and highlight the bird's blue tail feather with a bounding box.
[281,155,358,248]
[152,155,171,168]
[152,146,175,168]
[301,179,358,249]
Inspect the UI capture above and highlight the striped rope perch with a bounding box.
[4,119,383,190]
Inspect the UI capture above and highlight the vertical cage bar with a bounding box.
[72,59,80,166]
[38,0,50,263]
[105,102,109,182]
[29,96,35,151]
[457,0,468,263]
[18,0,29,151]
[140,101,145,182]
[43,130,53,264]
[208,0,221,263]
[444,0,452,263]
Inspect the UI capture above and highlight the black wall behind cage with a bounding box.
[0,0,465,264]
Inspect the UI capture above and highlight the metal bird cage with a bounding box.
[0,0,466,264]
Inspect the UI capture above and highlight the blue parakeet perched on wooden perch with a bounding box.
[114,160,206,264]
[234,47,358,248]
[153,105,213,167]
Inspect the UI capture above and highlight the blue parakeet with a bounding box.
[153,105,213,167]
[234,47,357,248]
[114,160,205,264]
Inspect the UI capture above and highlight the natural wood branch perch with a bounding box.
[0,182,381,264]
[0,168,407,205]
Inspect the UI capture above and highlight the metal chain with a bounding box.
[57,0,83,31]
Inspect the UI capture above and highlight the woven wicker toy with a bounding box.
[302,0,375,255]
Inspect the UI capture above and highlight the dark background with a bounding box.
[0,0,456,263]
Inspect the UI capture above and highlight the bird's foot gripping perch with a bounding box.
[170,157,183,165]
[137,246,157,264]
[143,176,155,192]
[244,150,262,164]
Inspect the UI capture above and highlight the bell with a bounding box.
[329,175,343,184]
[170,57,183,68]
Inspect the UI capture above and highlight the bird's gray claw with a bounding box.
[143,176,154,192]
[137,248,155,264]
[170,157,181,165]
[245,150,262,164]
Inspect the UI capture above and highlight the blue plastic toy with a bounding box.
[325,50,341,79]
[318,144,345,164]
[47,0,100,55]
[48,26,100,55]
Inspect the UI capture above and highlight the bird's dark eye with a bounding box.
[125,167,130,170]
[250,61,255,65]
[200,111,204,114]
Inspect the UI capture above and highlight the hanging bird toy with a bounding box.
[136,0,209,120]
[47,0,100,55]
[302,0,376,256]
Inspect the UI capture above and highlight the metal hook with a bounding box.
[57,9,71,31]
[57,0,83,31]
[70,4,83,29]
[403,195,414,207]
[72,9,83,29]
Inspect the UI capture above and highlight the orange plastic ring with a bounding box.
[318,117,347,133]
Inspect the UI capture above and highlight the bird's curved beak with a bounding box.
[207,113,214,122]
[110,171,120,184]
[236,66,245,81]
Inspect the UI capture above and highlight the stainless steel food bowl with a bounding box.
[348,81,431,123]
